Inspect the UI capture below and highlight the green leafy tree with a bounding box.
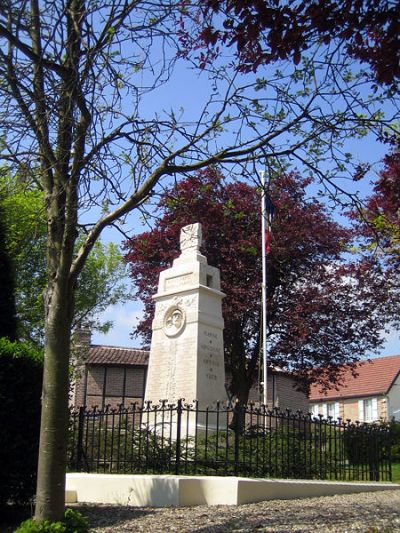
[0,1,397,522]
[0,176,127,345]
[0,177,47,343]
[0,184,17,341]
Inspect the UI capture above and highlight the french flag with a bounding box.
[264,192,275,254]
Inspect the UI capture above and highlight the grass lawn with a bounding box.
[392,463,400,483]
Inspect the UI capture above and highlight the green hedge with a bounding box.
[0,338,43,506]
[385,420,400,463]
[69,421,343,480]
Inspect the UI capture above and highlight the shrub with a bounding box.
[14,509,89,533]
[0,338,43,506]
[386,420,400,462]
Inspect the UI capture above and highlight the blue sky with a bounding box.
[89,49,399,360]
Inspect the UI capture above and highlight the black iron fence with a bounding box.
[68,400,392,482]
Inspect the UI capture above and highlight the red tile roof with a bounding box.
[309,355,400,401]
[87,345,149,366]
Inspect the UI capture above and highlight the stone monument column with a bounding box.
[144,223,227,411]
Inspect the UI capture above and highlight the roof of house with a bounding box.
[309,355,400,401]
[87,345,149,366]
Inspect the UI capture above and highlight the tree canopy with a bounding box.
[354,148,400,335]
[0,0,397,522]
[0,184,17,341]
[363,150,400,267]
[0,175,128,346]
[125,168,389,403]
[181,0,400,88]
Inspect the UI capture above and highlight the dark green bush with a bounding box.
[0,338,43,506]
[388,420,400,462]
[343,422,393,469]
[14,509,89,533]
[182,424,342,479]
[68,416,343,480]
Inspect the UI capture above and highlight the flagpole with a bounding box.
[259,170,268,408]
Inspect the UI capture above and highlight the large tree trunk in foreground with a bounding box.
[35,280,73,521]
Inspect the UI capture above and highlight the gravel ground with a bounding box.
[77,488,400,532]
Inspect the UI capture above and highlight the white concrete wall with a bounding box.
[66,474,399,507]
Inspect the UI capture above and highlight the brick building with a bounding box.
[309,355,400,422]
[72,344,148,408]
[71,336,309,412]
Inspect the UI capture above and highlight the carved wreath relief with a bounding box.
[163,306,186,337]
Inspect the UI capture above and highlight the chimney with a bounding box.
[73,322,92,348]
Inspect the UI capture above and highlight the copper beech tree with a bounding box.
[0,0,397,522]
[356,149,400,333]
[125,168,389,405]
[181,0,400,88]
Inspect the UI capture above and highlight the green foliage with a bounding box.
[0,183,18,340]
[391,463,400,483]
[0,338,43,506]
[14,509,89,533]
[0,176,46,344]
[389,421,400,462]
[69,412,380,481]
[179,424,343,480]
[14,519,66,533]
[74,239,128,335]
[63,509,89,533]
[68,421,179,474]
[0,174,128,345]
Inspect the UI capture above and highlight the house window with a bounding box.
[327,402,339,420]
[311,404,320,417]
[358,398,378,422]
[311,402,339,420]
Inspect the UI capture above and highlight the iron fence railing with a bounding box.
[68,400,392,482]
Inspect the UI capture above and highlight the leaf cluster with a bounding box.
[186,0,400,89]
[15,509,89,533]
[0,174,128,344]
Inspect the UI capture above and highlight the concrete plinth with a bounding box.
[66,473,400,507]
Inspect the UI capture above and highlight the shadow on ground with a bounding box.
[77,504,156,529]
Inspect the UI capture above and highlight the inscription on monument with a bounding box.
[165,340,177,399]
[200,329,222,382]
[165,273,192,291]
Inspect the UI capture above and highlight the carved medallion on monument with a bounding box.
[163,306,186,337]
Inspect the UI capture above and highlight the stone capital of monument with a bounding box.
[180,223,202,254]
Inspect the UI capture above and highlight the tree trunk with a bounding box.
[229,369,252,433]
[35,280,73,522]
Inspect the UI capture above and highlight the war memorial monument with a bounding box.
[144,223,227,413]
